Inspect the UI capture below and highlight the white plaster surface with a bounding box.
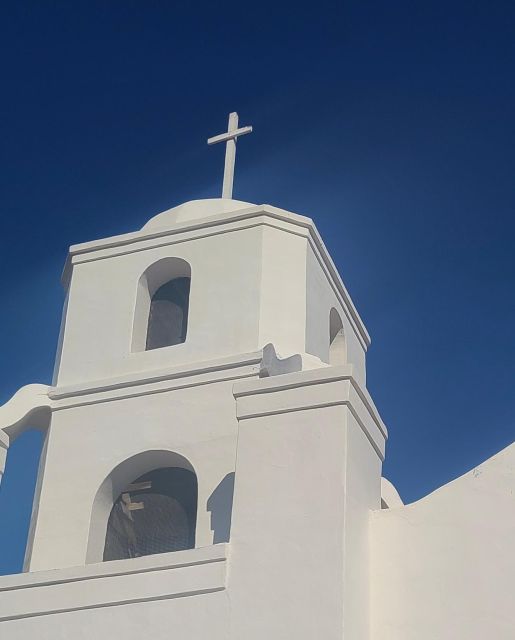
[380,477,404,508]
[54,200,369,386]
[142,198,253,229]
[0,594,230,640]
[306,244,366,384]
[229,368,385,640]
[0,384,51,440]
[371,443,515,640]
[26,370,247,571]
[0,544,226,622]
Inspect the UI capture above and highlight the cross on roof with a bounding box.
[207,112,252,199]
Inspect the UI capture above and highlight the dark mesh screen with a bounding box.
[146,277,190,350]
[103,467,197,561]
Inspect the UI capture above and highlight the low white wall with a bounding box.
[371,443,515,640]
[0,545,226,622]
[0,545,228,640]
[0,594,229,640]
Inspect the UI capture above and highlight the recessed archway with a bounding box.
[87,450,197,564]
[132,257,191,352]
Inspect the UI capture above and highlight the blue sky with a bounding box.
[0,1,514,575]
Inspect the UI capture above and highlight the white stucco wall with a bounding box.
[54,201,370,387]
[57,225,264,385]
[0,546,229,640]
[26,367,252,571]
[342,412,382,639]
[1,364,386,640]
[1,592,230,640]
[229,367,385,640]
[258,225,307,356]
[305,244,367,384]
[371,443,515,640]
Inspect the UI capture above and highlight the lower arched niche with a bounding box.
[0,428,45,575]
[86,450,197,564]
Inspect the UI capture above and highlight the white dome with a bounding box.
[142,198,255,230]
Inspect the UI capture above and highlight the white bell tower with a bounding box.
[0,118,387,640]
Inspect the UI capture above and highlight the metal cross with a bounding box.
[207,112,252,199]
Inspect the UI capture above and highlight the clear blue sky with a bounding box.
[0,1,514,575]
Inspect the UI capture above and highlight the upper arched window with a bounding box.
[146,277,190,350]
[103,466,197,561]
[132,257,191,353]
[329,308,347,365]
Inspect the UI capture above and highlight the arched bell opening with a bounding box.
[145,278,190,350]
[103,466,197,561]
[87,450,197,564]
[132,257,191,352]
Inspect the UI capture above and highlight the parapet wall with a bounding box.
[370,442,515,640]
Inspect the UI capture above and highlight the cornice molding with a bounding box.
[233,365,387,459]
[50,351,262,410]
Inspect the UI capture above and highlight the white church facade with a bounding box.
[0,117,514,639]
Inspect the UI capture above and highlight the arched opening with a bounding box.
[87,450,197,564]
[329,308,346,365]
[146,277,190,350]
[132,257,191,352]
[104,467,197,561]
[0,429,45,575]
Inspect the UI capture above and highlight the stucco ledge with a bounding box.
[0,544,227,623]
[233,365,387,459]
